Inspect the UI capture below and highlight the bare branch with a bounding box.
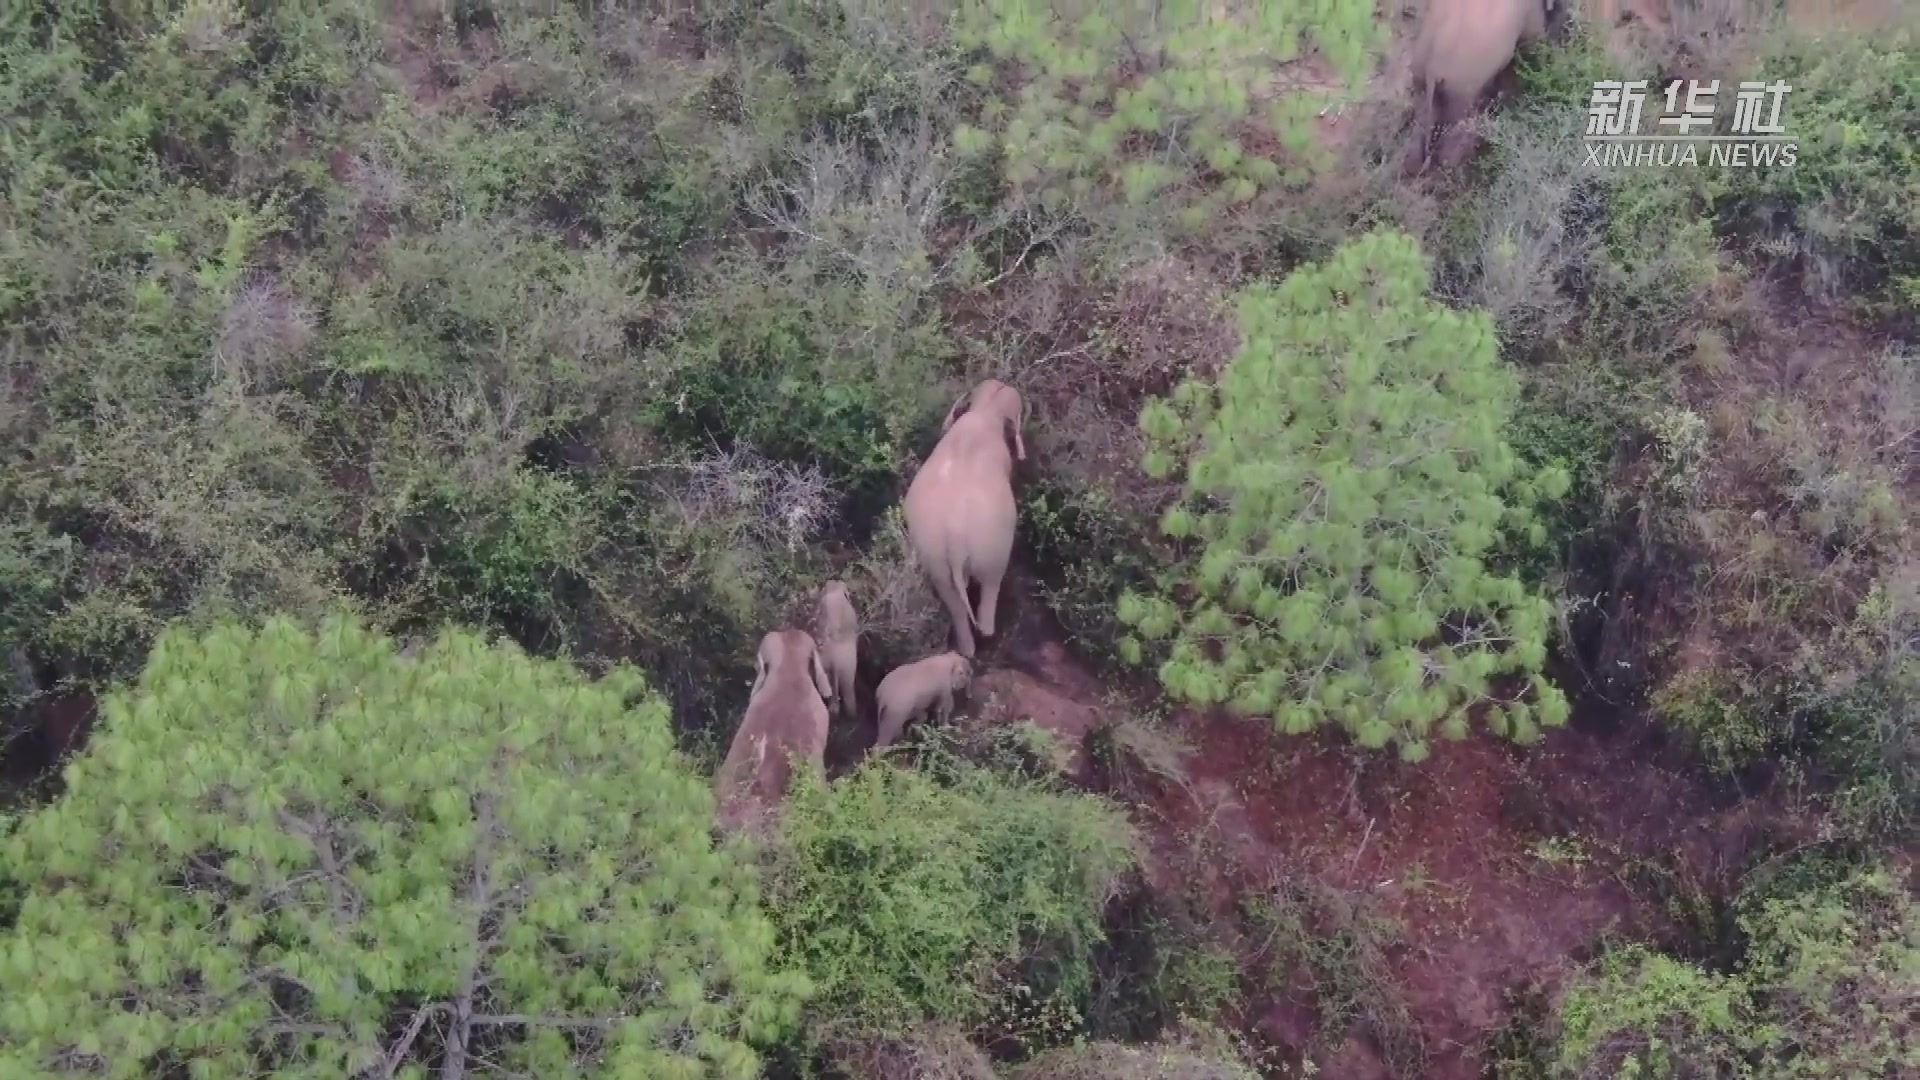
[278,810,361,925]
[372,1004,442,1080]
[468,1014,620,1030]
[440,793,498,1080]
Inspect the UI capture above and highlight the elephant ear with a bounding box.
[1006,391,1026,462]
[750,637,773,699]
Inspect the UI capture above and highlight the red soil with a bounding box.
[983,613,1801,1079]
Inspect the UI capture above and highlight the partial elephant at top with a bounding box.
[1402,0,1557,176]
[903,379,1027,659]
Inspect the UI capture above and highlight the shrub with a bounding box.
[1501,25,1728,364]
[1120,230,1571,760]
[646,256,947,497]
[363,462,608,638]
[844,506,952,667]
[1710,27,1918,307]
[1649,667,1781,775]
[648,127,968,499]
[713,0,974,134]
[1022,479,1164,663]
[0,614,809,1079]
[1010,1019,1261,1080]
[0,520,77,704]
[951,0,1383,242]
[827,1024,1001,1080]
[1732,866,1918,1078]
[1549,865,1919,1080]
[1805,585,1920,843]
[1550,945,1753,1080]
[1242,876,1423,1075]
[766,754,1138,1048]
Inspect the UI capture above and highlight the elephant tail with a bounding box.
[927,556,980,658]
[951,563,983,632]
[1403,73,1437,178]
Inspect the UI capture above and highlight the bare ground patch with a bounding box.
[954,577,1817,1080]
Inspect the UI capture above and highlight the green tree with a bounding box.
[0,614,808,1080]
[1120,229,1572,761]
[952,0,1382,234]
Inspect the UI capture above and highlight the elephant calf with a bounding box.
[1402,0,1553,176]
[904,379,1027,659]
[814,580,860,723]
[874,651,974,750]
[713,629,835,835]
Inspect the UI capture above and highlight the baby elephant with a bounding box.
[714,629,835,835]
[814,580,860,723]
[873,651,974,750]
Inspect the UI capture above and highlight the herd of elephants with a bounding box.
[712,379,1026,834]
[711,0,1594,831]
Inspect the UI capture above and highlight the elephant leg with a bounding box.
[972,550,1010,640]
[874,706,905,750]
[929,562,978,658]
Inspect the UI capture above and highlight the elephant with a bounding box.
[904,379,1027,659]
[713,629,835,835]
[1401,0,1554,176]
[873,651,974,750]
[813,580,860,723]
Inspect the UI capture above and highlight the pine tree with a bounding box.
[1121,230,1573,761]
[0,614,809,1080]
[951,0,1382,233]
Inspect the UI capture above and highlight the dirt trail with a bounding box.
[968,578,1799,1080]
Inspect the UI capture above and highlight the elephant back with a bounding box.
[714,669,830,832]
[920,409,1017,480]
[1419,0,1537,92]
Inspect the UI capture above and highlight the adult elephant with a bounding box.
[1402,0,1555,176]
[904,379,1026,659]
[713,629,835,835]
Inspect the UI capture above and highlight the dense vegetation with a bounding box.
[1124,229,1571,758]
[0,2,1913,1078]
[0,616,808,1079]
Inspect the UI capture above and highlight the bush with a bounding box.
[1549,864,1919,1080]
[0,1,931,725]
[1711,27,1918,307]
[1010,1019,1261,1080]
[1649,667,1782,776]
[766,753,1138,1050]
[1242,875,1423,1074]
[0,614,809,1079]
[358,460,609,637]
[1805,592,1920,842]
[1550,945,1752,1080]
[647,126,973,500]
[1119,229,1571,760]
[1022,479,1164,663]
[1732,866,1918,1078]
[951,0,1382,244]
